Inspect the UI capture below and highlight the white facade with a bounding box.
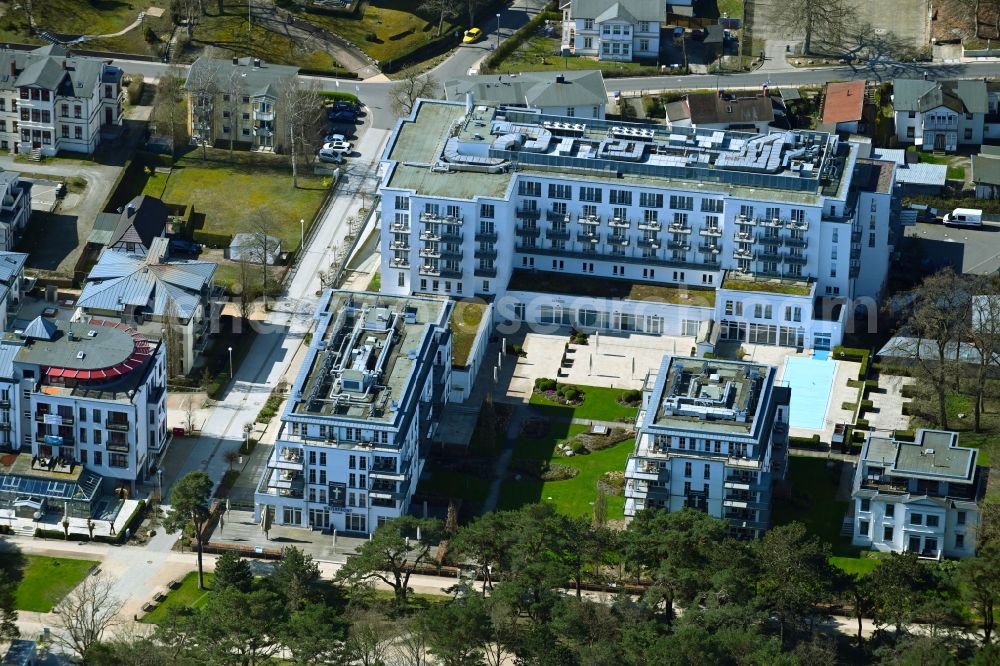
[561,0,664,62]
[852,430,982,559]
[255,291,452,534]
[624,355,790,539]
[379,102,896,352]
[0,173,31,252]
[0,45,123,157]
[0,320,167,490]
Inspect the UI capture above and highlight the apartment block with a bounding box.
[378,99,897,351]
[624,355,790,539]
[0,44,123,157]
[0,171,31,252]
[852,430,984,559]
[0,316,167,498]
[255,291,452,534]
[185,57,299,151]
[561,0,664,61]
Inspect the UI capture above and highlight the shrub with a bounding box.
[789,434,822,449]
[855,418,870,429]
[860,399,874,411]
[541,463,579,481]
[320,92,361,105]
[126,74,144,104]
[534,377,557,392]
[841,401,858,411]
[569,440,587,455]
[620,389,642,405]
[192,230,233,248]
[901,384,918,399]
[562,387,580,402]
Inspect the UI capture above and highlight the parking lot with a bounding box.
[903,220,1000,275]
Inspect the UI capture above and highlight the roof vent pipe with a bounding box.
[556,74,565,84]
[465,92,473,114]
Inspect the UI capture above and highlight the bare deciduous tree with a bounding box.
[184,59,222,160]
[967,275,1000,432]
[151,65,188,154]
[222,66,247,160]
[162,297,184,378]
[54,574,123,661]
[421,0,457,37]
[343,611,396,666]
[278,77,324,188]
[771,0,851,55]
[237,251,258,321]
[241,210,280,311]
[183,396,196,434]
[389,71,439,117]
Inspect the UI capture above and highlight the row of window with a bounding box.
[724,301,803,322]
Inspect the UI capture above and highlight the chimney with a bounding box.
[9,62,15,77]
[253,58,262,68]
[126,203,136,217]
[555,74,565,84]
[465,92,473,113]
[232,56,238,65]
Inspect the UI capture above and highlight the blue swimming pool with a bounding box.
[782,356,837,430]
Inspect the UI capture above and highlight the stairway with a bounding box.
[14,523,35,537]
[840,514,854,537]
[28,148,42,162]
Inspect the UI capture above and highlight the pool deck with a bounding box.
[780,356,860,443]
[782,356,837,430]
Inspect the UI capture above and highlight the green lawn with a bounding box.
[7,555,99,612]
[210,259,283,296]
[721,275,813,296]
[189,1,342,71]
[142,151,329,253]
[0,1,171,58]
[290,0,460,65]
[499,439,633,518]
[529,385,640,423]
[508,269,716,307]
[697,0,745,20]
[450,300,487,367]
[830,555,881,577]
[515,423,588,461]
[141,571,216,624]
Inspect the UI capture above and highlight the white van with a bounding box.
[943,207,983,227]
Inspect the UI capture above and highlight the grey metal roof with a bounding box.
[15,320,139,372]
[0,340,21,380]
[972,153,1000,186]
[22,316,57,341]
[78,250,216,321]
[863,430,976,482]
[877,335,990,364]
[88,212,120,246]
[0,45,121,97]
[444,71,607,110]
[186,57,299,96]
[895,162,947,187]
[0,251,26,285]
[571,0,665,22]
[892,78,987,114]
[955,79,989,114]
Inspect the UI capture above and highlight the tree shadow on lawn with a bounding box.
[512,416,580,460]
[18,212,78,270]
[0,543,27,591]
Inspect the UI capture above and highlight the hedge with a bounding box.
[894,430,916,441]
[321,92,361,105]
[33,500,146,544]
[833,346,871,381]
[789,434,822,448]
[481,10,562,72]
[901,384,918,399]
[193,230,233,248]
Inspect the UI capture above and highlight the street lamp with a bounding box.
[299,218,304,250]
[496,13,501,50]
[157,469,163,501]
[228,346,233,379]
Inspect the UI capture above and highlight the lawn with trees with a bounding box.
[82,508,1000,664]
[4,554,98,613]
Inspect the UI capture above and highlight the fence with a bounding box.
[331,195,380,288]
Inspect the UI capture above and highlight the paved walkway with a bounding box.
[481,407,529,514]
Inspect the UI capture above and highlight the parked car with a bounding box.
[323,133,346,144]
[331,100,358,112]
[943,207,983,227]
[322,140,353,154]
[317,148,345,164]
[327,109,358,123]
[463,27,483,44]
[169,239,202,255]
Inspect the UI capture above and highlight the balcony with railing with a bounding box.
[699,227,723,237]
[474,265,497,278]
[390,221,411,233]
[638,220,661,231]
[735,215,756,227]
[389,239,409,250]
[608,234,630,246]
[733,231,755,243]
[35,433,75,446]
[515,225,541,238]
[420,212,463,224]
[923,118,957,130]
[667,222,692,234]
[546,228,570,241]
[625,456,663,481]
[757,248,783,263]
[35,411,74,425]
[608,216,629,228]
[787,219,810,231]
[733,248,754,260]
[698,243,721,254]
[419,247,441,259]
[516,207,541,220]
[271,446,304,471]
[474,230,498,242]
[702,259,722,269]
[105,418,129,431]
[759,217,784,228]
[418,229,440,242]
[784,252,808,265]
[784,236,808,248]
[547,210,571,223]
[637,237,660,249]
[389,257,410,268]
[474,247,497,259]
[756,233,782,245]
[667,240,691,251]
[577,231,601,244]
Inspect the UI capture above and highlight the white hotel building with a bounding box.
[378,100,897,351]
[254,291,452,534]
[624,355,790,539]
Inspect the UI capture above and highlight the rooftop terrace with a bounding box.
[650,356,772,434]
[508,269,716,307]
[385,100,850,199]
[290,291,448,422]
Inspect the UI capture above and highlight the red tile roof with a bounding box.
[822,81,865,124]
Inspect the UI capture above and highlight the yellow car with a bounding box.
[463,28,483,44]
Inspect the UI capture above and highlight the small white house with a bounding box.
[852,430,983,559]
[893,78,988,152]
[561,0,665,62]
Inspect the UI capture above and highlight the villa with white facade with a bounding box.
[624,355,790,539]
[561,0,664,62]
[254,290,452,534]
[377,99,897,352]
[851,430,984,559]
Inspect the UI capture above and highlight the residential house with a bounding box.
[0,251,26,328]
[665,91,783,133]
[972,145,1000,199]
[870,147,947,196]
[852,430,984,558]
[893,78,988,152]
[702,24,726,62]
[821,80,867,134]
[444,71,608,119]
[91,195,169,257]
[254,290,452,534]
[77,238,218,375]
[561,0,665,61]
[624,355,790,539]
[0,315,167,500]
[379,99,897,352]
[185,57,299,151]
[0,44,123,157]
[0,170,31,252]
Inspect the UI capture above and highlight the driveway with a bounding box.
[0,156,120,274]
